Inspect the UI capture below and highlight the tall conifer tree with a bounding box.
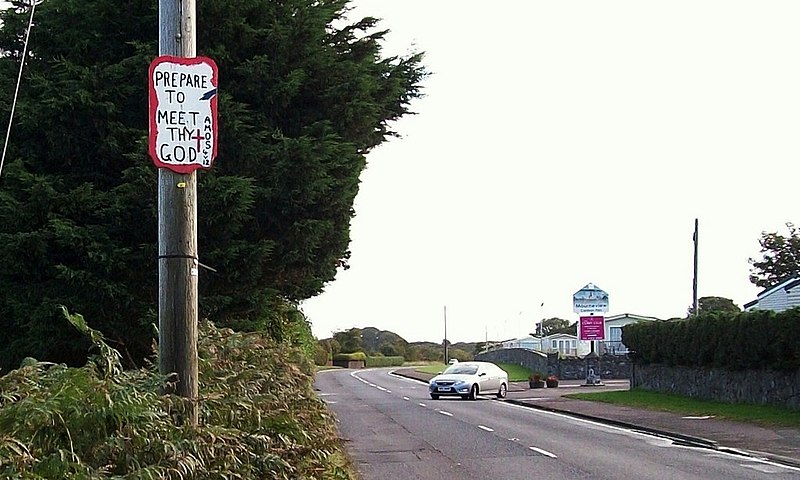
[0,0,426,370]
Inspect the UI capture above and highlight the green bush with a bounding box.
[333,352,367,362]
[623,308,800,371]
[365,356,404,367]
[0,309,356,479]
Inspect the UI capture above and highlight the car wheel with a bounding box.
[496,382,507,399]
[468,384,478,400]
[430,394,439,400]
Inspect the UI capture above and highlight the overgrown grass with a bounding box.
[566,389,800,428]
[0,308,358,479]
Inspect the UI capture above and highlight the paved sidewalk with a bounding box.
[393,368,800,468]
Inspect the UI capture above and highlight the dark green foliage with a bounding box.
[0,309,356,478]
[688,296,741,316]
[359,326,409,357]
[314,341,331,366]
[749,222,800,288]
[540,317,572,335]
[623,309,800,371]
[332,328,363,354]
[0,0,426,370]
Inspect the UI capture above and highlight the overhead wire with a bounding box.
[0,0,37,179]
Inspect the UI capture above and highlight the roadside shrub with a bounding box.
[0,308,357,479]
[314,342,331,366]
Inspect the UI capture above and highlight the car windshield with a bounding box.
[444,365,478,375]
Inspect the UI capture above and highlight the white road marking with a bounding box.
[418,402,427,407]
[682,415,714,420]
[439,410,453,417]
[403,396,410,401]
[705,453,800,474]
[529,446,557,458]
[478,425,494,432]
[740,463,784,474]
[496,402,800,473]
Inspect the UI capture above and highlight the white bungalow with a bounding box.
[744,277,800,313]
[597,313,661,355]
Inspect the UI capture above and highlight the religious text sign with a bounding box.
[149,56,218,173]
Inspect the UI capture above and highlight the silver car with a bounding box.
[428,361,508,400]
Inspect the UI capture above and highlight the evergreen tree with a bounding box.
[0,0,426,370]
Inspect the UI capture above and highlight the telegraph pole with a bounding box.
[443,305,448,363]
[158,0,199,426]
[693,218,699,316]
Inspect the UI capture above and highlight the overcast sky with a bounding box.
[301,1,800,343]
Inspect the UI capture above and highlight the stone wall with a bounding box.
[551,355,631,380]
[475,348,632,380]
[632,364,800,410]
[332,359,364,369]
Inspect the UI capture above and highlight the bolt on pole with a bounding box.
[158,0,199,427]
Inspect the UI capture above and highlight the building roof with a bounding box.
[543,332,577,340]
[756,277,800,299]
[604,313,662,322]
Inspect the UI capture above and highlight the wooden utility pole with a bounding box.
[693,218,699,316]
[158,0,199,426]
[443,305,448,363]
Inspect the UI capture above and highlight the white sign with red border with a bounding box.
[148,56,218,173]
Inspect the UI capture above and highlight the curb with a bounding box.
[503,398,718,449]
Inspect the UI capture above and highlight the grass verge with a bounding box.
[496,363,532,382]
[414,362,532,382]
[415,363,446,374]
[565,389,800,428]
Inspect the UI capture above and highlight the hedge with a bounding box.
[332,352,367,362]
[622,308,800,371]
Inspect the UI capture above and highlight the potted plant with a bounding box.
[545,375,559,388]
[528,372,545,389]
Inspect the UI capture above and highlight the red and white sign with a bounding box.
[148,56,218,173]
[579,316,605,341]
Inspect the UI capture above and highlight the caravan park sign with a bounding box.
[572,283,609,314]
[148,56,218,173]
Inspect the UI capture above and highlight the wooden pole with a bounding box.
[158,0,199,426]
[443,305,448,363]
[693,218,699,316]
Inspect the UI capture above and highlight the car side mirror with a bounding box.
[479,372,486,377]
[437,371,443,375]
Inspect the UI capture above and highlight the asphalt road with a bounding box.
[315,368,800,480]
